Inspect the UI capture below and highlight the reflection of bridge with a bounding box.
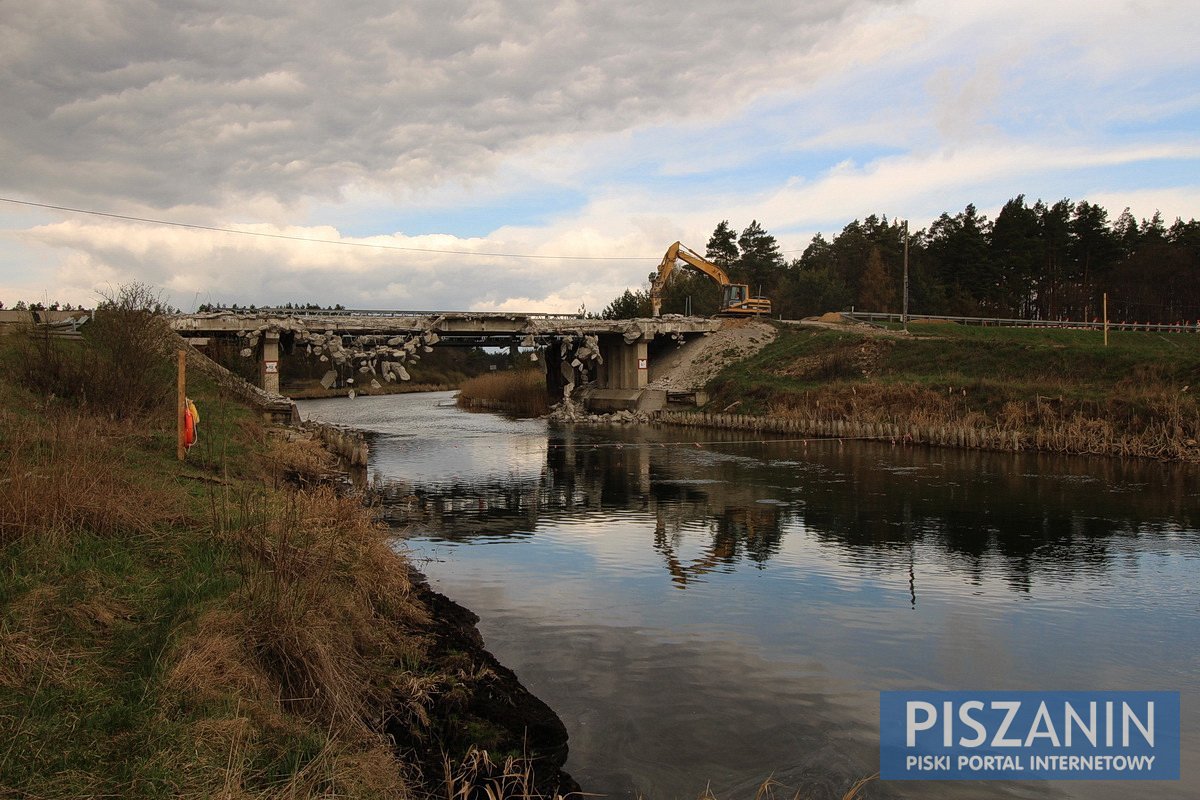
[374,423,1177,595]
[375,427,789,588]
[170,309,720,411]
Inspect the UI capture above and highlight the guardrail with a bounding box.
[840,311,1199,334]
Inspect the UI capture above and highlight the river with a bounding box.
[297,391,1199,800]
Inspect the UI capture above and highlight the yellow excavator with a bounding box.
[650,241,772,317]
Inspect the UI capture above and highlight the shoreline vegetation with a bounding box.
[0,302,577,798]
[457,318,1197,463]
[697,321,1199,462]
[456,368,550,417]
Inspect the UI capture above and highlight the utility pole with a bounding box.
[1103,292,1109,347]
[902,219,910,331]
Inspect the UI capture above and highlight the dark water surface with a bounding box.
[297,392,1199,800]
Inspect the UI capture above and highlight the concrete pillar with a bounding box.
[597,335,649,390]
[260,332,280,393]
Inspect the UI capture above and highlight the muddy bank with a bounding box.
[401,583,580,797]
[305,426,578,796]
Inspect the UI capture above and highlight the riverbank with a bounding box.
[697,320,1200,461]
[0,326,575,797]
[285,378,455,399]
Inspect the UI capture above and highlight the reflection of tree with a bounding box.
[652,503,784,588]
[376,425,1196,597]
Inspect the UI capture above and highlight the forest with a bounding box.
[602,196,1200,324]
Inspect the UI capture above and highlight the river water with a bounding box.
[297,391,1199,800]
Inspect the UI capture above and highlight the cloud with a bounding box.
[1,0,1198,309]
[0,0,873,210]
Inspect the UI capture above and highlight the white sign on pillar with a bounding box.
[264,361,279,374]
[638,358,647,370]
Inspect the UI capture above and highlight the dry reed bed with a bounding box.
[665,382,1199,461]
[456,369,549,417]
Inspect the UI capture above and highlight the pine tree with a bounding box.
[736,220,783,296]
[705,221,738,268]
[857,247,897,312]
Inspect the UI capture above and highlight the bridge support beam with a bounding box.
[259,332,281,394]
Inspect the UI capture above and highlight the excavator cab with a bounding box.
[720,283,771,316]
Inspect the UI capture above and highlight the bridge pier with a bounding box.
[259,332,281,393]
[597,335,648,391]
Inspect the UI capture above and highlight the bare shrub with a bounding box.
[3,282,174,419]
[87,282,175,417]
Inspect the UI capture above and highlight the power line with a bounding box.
[1,195,811,261]
[0,196,653,261]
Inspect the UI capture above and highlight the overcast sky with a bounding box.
[2,0,1197,312]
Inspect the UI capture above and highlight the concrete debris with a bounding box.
[370,379,381,389]
[239,347,253,358]
[530,352,538,361]
[547,403,653,426]
[397,365,411,381]
[320,370,338,389]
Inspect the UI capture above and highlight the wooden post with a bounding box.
[1103,292,1109,347]
[177,349,187,461]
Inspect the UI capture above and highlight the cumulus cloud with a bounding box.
[1,0,1198,310]
[0,0,873,209]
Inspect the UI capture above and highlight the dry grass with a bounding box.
[764,380,1200,460]
[691,772,877,800]
[0,410,185,545]
[457,369,549,417]
[444,747,570,800]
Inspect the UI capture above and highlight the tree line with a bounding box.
[601,197,1200,323]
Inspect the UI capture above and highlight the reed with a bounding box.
[456,368,549,417]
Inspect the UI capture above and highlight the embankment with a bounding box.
[692,321,1200,461]
[0,318,575,798]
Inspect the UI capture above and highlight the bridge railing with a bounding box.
[189,307,586,320]
[839,311,1200,334]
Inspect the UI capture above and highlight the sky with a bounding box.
[1,0,1198,313]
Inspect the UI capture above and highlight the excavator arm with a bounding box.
[650,241,771,317]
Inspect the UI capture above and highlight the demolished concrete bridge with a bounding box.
[169,309,722,412]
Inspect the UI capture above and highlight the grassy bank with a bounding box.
[704,322,1200,460]
[0,315,572,797]
[456,368,549,417]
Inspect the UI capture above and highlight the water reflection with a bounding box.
[371,420,1197,599]
[299,393,1200,800]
